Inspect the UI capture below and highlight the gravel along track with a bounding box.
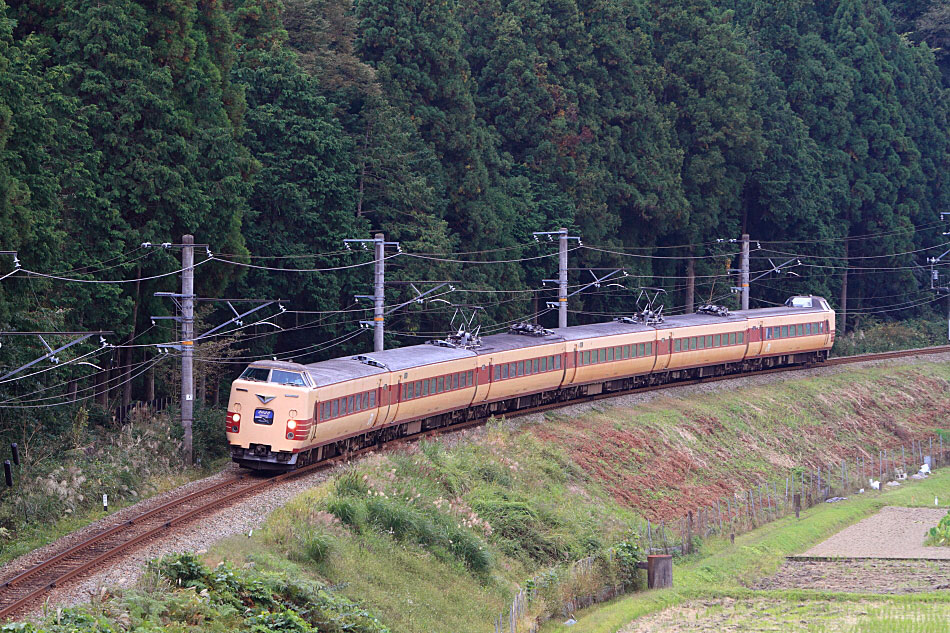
[6,350,950,619]
[801,506,950,559]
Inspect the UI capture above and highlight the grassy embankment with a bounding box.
[543,467,950,633]
[7,360,950,633]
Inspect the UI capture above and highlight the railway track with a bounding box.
[2,343,948,620]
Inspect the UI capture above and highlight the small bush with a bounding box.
[366,497,417,539]
[335,471,369,498]
[326,496,363,528]
[927,510,950,546]
[300,529,335,564]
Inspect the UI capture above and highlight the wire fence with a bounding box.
[493,434,949,633]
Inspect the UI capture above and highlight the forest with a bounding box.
[0,0,948,418]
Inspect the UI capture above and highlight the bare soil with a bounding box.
[803,506,950,559]
[756,558,950,593]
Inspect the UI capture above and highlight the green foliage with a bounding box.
[926,510,950,546]
[831,317,947,356]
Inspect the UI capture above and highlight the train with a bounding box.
[225,295,835,471]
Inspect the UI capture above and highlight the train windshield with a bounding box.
[786,296,814,308]
[240,367,271,382]
[271,370,307,386]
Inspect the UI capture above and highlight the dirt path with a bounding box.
[803,506,950,559]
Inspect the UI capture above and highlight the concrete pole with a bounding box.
[374,232,385,352]
[558,228,568,329]
[741,233,750,311]
[181,234,195,466]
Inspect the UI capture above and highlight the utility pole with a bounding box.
[181,235,195,466]
[374,233,385,352]
[559,229,568,328]
[741,234,750,310]
[344,234,400,352]
[534,228,581,329]
[926,212,950,340]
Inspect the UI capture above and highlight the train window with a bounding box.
[467,371,474,385]
[582,351,588,365]
[615,346,622,359]
[320,403,326,419]
[705,336,713,348]
[798,324,804,336]
[697,337,705,350]
[524,361,531,375]
[532,358,539,373]
[673,340,679,353]
[370,391,376,407]
[598,349,605,363]
[687,337,694,350]
[739,332,745,343]
[621,346,627,359]
[555,355,561,369]
[607,348,614,362]
[349,395,356,412]
[332,400,339,417]
[515,361,522,376]
[341,398,347,415]
[714,334,721,347]
[422,380,429,396]
[494,366,501,381]
[502,364,509,379]
[541,357,547,372]
[271,370,307,386]
[451,374,457,389]
[781,326,788,338]
[635,343,642,356]
[240,366,271,382]
[807,323,812,335]
[428,378,435,394]
[766,328,773,339]
[646,342,653,355]
[435,377,442,393]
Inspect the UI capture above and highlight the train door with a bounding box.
[561,343,577,386]
[472,360,491,403]
[654,329,672,372]
[380,375,399,425]
[746,320,764,358]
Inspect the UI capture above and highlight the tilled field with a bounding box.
[756,558,950,593]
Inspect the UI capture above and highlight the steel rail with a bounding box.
[1,343,948,619]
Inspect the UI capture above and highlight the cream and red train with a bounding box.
[226,296,835,470]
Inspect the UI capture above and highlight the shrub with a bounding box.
[325,496,364,528]
[927,510,950,546]
[299,529,335,564]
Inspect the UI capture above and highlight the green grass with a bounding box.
[543,468,950,633]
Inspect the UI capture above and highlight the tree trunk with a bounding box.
[839,241,848,334]
[145,361,155,402]
[685,253,695,314]
[198,363,206,406]
[121,345,133,408]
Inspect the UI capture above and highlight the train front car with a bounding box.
[225,360,316,471]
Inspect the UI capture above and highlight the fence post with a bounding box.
[794,493,801,519]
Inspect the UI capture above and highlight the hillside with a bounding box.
[12,358,950,632]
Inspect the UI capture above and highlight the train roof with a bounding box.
[252,296,832,386]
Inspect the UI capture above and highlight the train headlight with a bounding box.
[232,413,241,423]
[286,432,295,439]
[287,419,298,430]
